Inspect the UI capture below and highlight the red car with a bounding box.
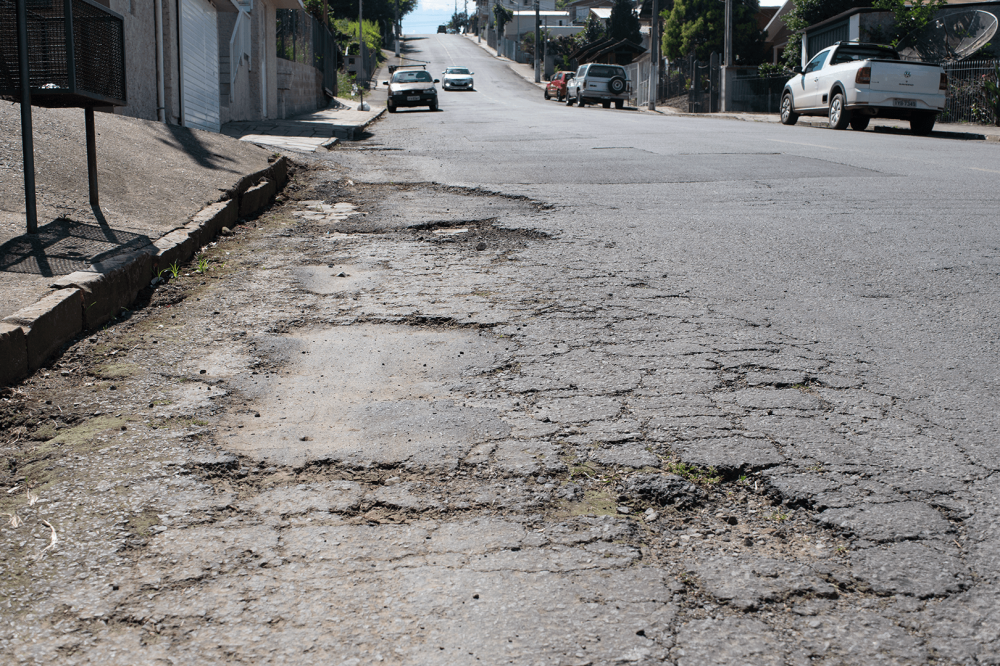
[544,71,575,102]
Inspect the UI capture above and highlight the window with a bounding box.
[831,46,899,65]
[804,51,828,74]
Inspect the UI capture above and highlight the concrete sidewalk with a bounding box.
[222,97,385,152]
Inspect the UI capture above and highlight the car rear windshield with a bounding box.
[830,46,899,64]
[393,71,432,82]
[587,65,625,78]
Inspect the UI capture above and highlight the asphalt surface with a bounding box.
[2,34,1000,664]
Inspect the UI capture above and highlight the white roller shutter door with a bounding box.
[180,0,221,132]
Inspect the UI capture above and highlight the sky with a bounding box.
[402,0,786,36]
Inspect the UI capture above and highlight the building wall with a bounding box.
[92,0,159,120]
[276,58,324,118]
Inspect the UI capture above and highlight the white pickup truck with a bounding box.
[780,42,947,135]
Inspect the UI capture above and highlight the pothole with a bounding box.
[224,324,512,470]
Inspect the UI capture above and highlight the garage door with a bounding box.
[180,0,220,132]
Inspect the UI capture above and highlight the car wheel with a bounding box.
[780,93,798,125]
[615,99,624,109]
[910,112,936,135]
[608,76,626,95]
[429,101,438,111]
[828,92,851,130]
[850,115,870,131]
[565,91,574,106]
[544,89,550,100]
[602,100,611,109]
[557,91,564,102]
[577,91,585,106]
[387,103,396,113]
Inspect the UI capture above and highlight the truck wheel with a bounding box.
[910,112,936,136]
[608,77,626,94]
[602,100,611,109]
[577,91,585,107]
[850,116,870,131]
[565,92,574,106]
[780,93,798,125]
[828,92,851,130]
[615,99,624,109]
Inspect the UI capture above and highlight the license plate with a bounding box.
[893,99,917,107]
[407,96,420,101]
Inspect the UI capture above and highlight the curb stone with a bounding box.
[51,249,156,330]
[0,155,290,385]
[0,323,28,386]
[4,288,84,371]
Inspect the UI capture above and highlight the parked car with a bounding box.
[383,67,440,112]
[565,63,630,109]
[442,66,474,91]
[780,42,947,135]
[544,71,575,102]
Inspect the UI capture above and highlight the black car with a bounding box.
[383,68,440,112]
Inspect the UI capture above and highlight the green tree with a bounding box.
[780,0,872,69]
[662,0,764,63]
[873,0,948,46]
[608,0,642,43]
[448,10,469,32]
[579,12,606,45]
[493,2,513,40]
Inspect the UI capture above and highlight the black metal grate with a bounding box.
[0,0,125,107]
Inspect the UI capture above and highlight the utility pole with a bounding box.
[394,0,400,57]
[648,0,658,111]
[358,0,369,111]
[543,15,547,79]
[464,0,468,33]
[724,0,732,68]
[534,0,540,82]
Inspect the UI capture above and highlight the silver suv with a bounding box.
[565,64,630,109]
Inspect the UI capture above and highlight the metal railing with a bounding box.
[941,58,999,125]
[276,9,337,94]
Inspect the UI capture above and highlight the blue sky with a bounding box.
[402,0,786,35]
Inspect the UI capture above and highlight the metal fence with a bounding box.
[688,56,719,113]
[941,58,999,125]
[730,72,787,113]
[276,9,337,94]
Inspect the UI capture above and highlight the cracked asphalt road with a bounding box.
[3,34,1000,664]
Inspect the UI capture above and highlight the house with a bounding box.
[799,0,1000,67]
[763,0,794,65]
[91,0,333,133]
[564,0,614,25]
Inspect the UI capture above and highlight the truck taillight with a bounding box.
[940,73,948,91]
[855,67,871,85]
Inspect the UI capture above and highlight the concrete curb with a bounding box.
[4,288,84,372]
[1,155,291,386]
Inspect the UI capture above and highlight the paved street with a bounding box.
[3,34,1000,664]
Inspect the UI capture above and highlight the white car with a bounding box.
[781,42,947,135]
[441,66,474,91]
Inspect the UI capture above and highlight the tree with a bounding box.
[780,0,872,69]
[493,2,513,40]
[608,0,641,43]
[873,0,948,46]
[579,12,606,46]
[662,0,764,63]
[448,10,469,33]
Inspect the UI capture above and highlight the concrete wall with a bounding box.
[276,58,324,118]
[92,0,159,120]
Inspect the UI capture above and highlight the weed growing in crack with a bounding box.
[196,255,210,274]
[168,262,181,279]
[765,511,789,522]
[663,460,722,487]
